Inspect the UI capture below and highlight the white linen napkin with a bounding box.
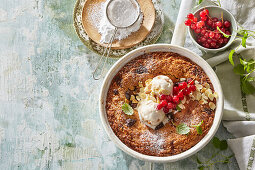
[174,0,255,169]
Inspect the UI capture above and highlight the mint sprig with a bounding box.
[217,25,255,95]
[191,120,203,135]
[176,123,190,135]
[196,137,233,169]
[122,103,134,115]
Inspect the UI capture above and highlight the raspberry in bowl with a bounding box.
[186,6,237,53]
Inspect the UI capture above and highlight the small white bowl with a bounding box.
[188,6,237,53]
[99,44,223,162]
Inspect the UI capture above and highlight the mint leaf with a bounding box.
[220,140,228,150]
[197,0,203,5]
[198,166,204,170]
[212,137,221,149]
[233,64,246,75]
[217,26,230,38]
[176,105,181,111]
[191,120,203,135]
[176,123,190,135]
[213,137,228,150]
[229,50,235,66]
[196,126,203,135]
[241,80,255,94]
[122,103,134,115]
[242,32,248,48]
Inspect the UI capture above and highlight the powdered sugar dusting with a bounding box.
[87,2,104,29]
[139,130,166,153]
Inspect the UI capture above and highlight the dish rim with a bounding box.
[99,44,223,162]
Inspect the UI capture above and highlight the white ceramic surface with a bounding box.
[99,44,224,163]
[188,6,237,53]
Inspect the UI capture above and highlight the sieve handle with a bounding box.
[171,0,195,47]
[92,28,118,80]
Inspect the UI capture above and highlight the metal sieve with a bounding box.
[92,0,141,80]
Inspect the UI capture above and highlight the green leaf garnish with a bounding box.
[122,103,134,115]
[176,105,181,111]
[217,26,230,38]
[191,120,203,135]
[176,123,190,135]
[241,80,255,94]
[213,137,228,150]
[197,0,203,5]
[242,32,248,47]
[233,64,246,75]
[228,50,235,66]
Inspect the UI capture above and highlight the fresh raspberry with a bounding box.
[178,82,187,89]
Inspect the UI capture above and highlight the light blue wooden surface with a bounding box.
[0,0,239,169]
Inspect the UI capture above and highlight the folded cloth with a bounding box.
[182,0,255,169]
[227,134,255,170]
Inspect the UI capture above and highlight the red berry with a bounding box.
[177,91,184,100]
[218,38,224,44]
[157,104,163,110]
[216,21,222,28]
[206,19,213,26]
[193,17,198,22]
[161,100,168,107]
[187,13,194,20]
[224,20,231,28]
[173,86,179,95]
[196,21,205,28]
[189,85,196,91]
[204,9,209,15]
[183,88,191,95]
[166,95,172,102]
[184,19,192,26]
[190,23,197,30]
[215,33,221,40]
[187,79,194,85]
[207,38,212,44]
[224,37,229,44]
[197,37,202,44]
[201,16,207,21]
[201,37,206,42]
[163,107,169,113]
[195,28,201,33]
[167,102,176,109]
[220,28,226,33]
[209,32,215,38]
[204,32,209,38]
[225,31,231,35]
[178,82,187,89]
[203,42,210,48]
[201,29,206,35]
[212,17,218,22]
[160,94,167,100]
[210,42,217,48]
[172,95,179,103]
[200,10,207,17]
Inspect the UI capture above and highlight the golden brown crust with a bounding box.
[106,52,215,156]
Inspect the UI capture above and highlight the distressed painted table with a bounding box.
[0,0,239,169]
